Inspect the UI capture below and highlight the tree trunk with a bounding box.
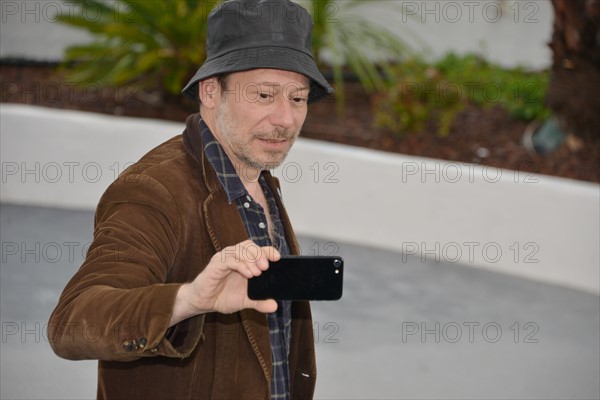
[547,0,600,140]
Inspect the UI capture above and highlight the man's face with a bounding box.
[212,69,310,172]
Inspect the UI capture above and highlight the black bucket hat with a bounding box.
[181,0,334,103]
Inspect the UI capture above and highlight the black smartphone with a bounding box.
[248,256,344,301]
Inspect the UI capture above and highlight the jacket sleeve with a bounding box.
[48,173,205,361]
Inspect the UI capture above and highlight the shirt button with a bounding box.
[244,202,250,208]
[258,222,266,229]
[246,195,252,202]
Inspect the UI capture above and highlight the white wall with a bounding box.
[276,137,600,295]
[0,104,181,209]
[2,104,598,294]
[363,0,554,69]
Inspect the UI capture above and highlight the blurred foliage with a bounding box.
[55,2,548,137]
[299,0,418,108]
[374,53,551,136]
[57,0,417,106]
[57,0,219,95]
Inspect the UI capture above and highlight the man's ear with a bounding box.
[199,78,219,108]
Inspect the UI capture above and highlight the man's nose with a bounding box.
[269,98,295,129]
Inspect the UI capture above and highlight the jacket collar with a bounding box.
[182,114,245,250]
[182,113,221,195]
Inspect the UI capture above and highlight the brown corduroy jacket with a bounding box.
[48,113,316,399]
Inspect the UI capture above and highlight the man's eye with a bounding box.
[292,97,307,104]
[259,93,271,100]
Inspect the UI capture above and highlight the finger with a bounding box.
[220,240,256,264]
[262,246,281,263]
[248,299,278,314]
[217,241,261,278]
[242,242,270,270]
[228,259,260,279]
[239,242,267,275]
[238,241,263,264]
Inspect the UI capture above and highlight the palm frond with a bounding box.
[56,0,220,96]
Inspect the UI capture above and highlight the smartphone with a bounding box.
[248,256,344,301]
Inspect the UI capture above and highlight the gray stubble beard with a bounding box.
[215,105,300,172]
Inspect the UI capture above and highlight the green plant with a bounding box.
[298,0,420,109]
[56,0,220,96]
[374,53,550,136]
[58,0,420,108]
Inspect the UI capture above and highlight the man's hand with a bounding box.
[169,240,279,326]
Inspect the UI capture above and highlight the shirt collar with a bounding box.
[200,119,255,204]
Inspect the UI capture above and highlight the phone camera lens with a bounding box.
[333,259,342,268]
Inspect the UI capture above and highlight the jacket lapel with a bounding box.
[183,113,251,251]
[184,114,273,384]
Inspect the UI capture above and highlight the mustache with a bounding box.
[254,128,299,140]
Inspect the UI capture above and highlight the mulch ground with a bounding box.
[2,62,598,183]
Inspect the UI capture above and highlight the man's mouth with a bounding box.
[258,138,287,143]
[257,137,289,148]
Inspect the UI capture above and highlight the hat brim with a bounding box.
[181,46,334,104]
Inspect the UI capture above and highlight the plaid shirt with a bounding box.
[201,120,292,400]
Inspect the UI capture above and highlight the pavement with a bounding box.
[1,202,599,399]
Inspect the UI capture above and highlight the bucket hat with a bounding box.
[182,0,334,103]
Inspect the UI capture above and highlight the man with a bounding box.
[48,0,334,398]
